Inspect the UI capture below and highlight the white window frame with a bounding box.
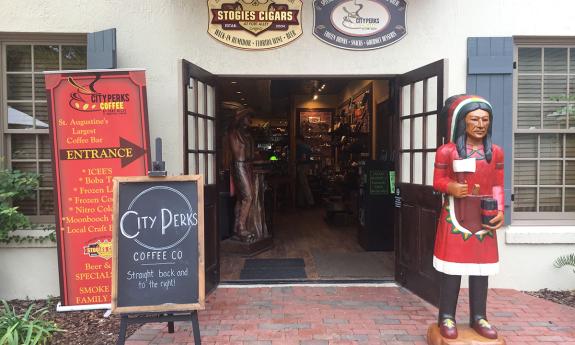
[0,33,86,223]
[512,37,575,223]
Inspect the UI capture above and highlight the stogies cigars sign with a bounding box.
[313,0,407,50]
[208,0,303,50]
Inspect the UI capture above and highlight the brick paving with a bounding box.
[126,285,575,345]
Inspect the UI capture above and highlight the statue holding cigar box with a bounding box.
[431,95,505,341]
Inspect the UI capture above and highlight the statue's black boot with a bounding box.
[469,275,498,339]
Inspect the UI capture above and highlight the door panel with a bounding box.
[395,60,445,306]
[182,60,219,295]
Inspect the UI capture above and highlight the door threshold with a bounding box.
[219,278,397,288]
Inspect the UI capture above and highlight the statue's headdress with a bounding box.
[439,94,494,162]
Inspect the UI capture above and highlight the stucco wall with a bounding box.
[2,0,575,291]
[0,231,60,300]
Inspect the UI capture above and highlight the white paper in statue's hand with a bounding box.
[453,158,476,173]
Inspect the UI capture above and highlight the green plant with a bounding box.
[0,165,39,242]
[554,253,575,273]
[0,300,62,345]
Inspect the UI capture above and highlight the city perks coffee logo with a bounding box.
[119,186,199,251]
[314,0,407,50]
[208,0,302,50]
[68,76,130,114]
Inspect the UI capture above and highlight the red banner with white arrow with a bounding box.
[45,69,150,309]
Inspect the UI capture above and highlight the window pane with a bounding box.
[567,134,575,157]
[199,153,206,177]
[514,160,537,185]
[188,154,197,174]
[207,119,214,150]
[543,103,567,129]
[12,161,36,174]
[565,161,575,185]
[413,116,422,149]
[570,76,575,100]
[35,102,49,128]
[401,153,410,183]
[543,76,567,101]
[514,134,537,158]
[34,45,60,71]
[426,114,437,149]
[401,119,410,149]
[540,160,562,185]
[208,154,215,185]
[413,81,423,114]
[413,152,422,184]
[7,74,33,100]
[514,187,536,212]
[565,188,575,211]
[544,48,568,73]
[39,162,53,187]
[540,134,563,158]
[39,135,51,159]
[187,80,196,113]
[39,190,54,215]
[517,103,540,129]
[571,48,575,72]
[7,103,34,129]
[188,116,197,150]
[426,152,435,186]
[401,85,410,116]
[14,194,37,216]
[207,85,215,118]
[34,76,47,101]
[539,187,562,212]
[11,135,36,159]
[518,48,541,73]
[61,46,87,69]
[198,117,206,150]
[6,45,32,71]
[518,75,541,101]
[197,81,206,115]
[426,77,437,112]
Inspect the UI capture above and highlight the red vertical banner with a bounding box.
[45,70,150,308]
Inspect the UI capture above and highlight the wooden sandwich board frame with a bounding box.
[111,175,205,314]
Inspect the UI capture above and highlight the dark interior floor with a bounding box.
[220,208,395,281]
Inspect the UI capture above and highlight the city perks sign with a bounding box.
[313,0,407,50]
[208,0,302,50]
[44,69,150,308]
[111,176,205,313]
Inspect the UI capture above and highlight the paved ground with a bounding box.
[126,285,575,345]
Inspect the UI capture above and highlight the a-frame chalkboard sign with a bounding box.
[111,174,204,344]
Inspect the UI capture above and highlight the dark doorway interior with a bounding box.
[217,77,397,282]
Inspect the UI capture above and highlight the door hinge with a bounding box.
[513,61,517,69]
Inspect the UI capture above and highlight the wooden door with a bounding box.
[182,60,219,294]
[394,60,445,305]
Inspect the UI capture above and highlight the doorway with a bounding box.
[217,77,397,282]
[182,59,446,306]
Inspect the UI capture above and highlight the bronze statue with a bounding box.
[432,95,505,340]
[228,108,257,242]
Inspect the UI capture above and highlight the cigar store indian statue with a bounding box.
[432,95,505,340]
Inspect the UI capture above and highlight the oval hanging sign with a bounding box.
[314,0,407,50]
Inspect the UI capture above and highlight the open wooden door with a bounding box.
[394,60,445,305]
[182,60,219,294]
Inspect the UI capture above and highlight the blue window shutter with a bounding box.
[467,37,513,224]
[87,28,117,69]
